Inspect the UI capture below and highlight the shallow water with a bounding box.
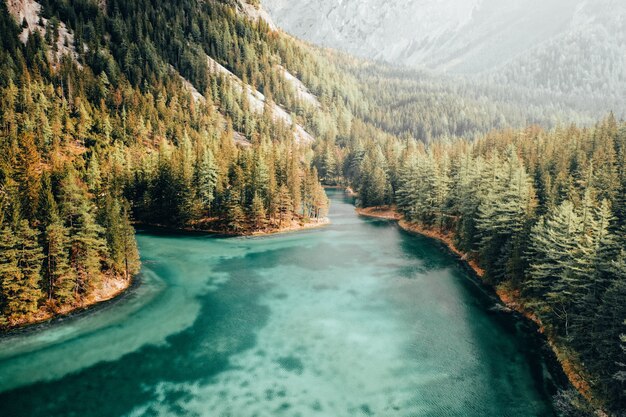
[0,190,556,416]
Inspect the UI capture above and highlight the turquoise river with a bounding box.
[0,190,562,416]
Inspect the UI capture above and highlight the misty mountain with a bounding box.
[262,0,626,103]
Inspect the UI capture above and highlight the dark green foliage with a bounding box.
[1,0,622,413]
[44,216,74,304]
[0,221,43,320]
[347,118,626,412]
[0,0,336,326]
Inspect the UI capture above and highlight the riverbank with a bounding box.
[356,204,600,413]
[249,217,330,236]
[3,275,131,331]
[4,217,330,332]
[139,216,330,237]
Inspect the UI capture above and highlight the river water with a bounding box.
[0,190,557,416]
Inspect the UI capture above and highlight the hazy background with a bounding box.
[262,0,626,112]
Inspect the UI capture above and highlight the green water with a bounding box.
[0,190,557,417]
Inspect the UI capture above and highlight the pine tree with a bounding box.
[277,184,292,226]
[527,200,599,337]
[15,132,41,221]
[396,153,419,219]
[320,142,337,184]
[0,226,23,320]
[0,221,44,320]
[226,200,246,232]
[44,215,74,304]
[312,184,329,219]
[116,203,140,281]
[592,264,626,407]
[477,150,534,284]
[37,172,57,225]
[358,147,390,208]
[102,197,140,281]
[287,153,302,215]
[86,151,102,196]
[196,147,218,215]
[250,192,267,229]
[70,205,106,297]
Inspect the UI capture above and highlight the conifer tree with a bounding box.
[0,221,44,320]
[0,226,23,320]
[250,192,267,229]
[70,205,106,296]
[477,150,534,284]
[44,215,74,304]
[102,197,140,281]
[277,184,293,226]
[15,132,41,221]
[226,199,246,232]
[196,147,218,216]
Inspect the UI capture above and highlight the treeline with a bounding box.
[335,58,614,143]
[342,116,626,413]
[490,8,626,111]
[127,130,328,232]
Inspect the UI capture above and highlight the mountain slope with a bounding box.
[262,0,626,102]
[0,0,346,327]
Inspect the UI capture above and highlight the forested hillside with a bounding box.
[0,0,624,415]
[0,0,352,326]
[342,116,626,414]
[340,61,602,142]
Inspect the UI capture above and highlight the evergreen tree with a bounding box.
[277,184,293,225]
[477,150,534,284]
[102,197,140,281]
[250,192,267,229]
[196,147,218,215]
[0,221,44,320]
[226,200,246,232]
[527,201,582,335]
[15,132,41,221]
[44,215,74,304]
[0,226,23,320]
[70,205,106,296]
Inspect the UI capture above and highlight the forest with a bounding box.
[0,0,624,415]
[341,116,626,414]
[0,0,336,326]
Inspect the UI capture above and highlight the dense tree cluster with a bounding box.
[346,116,626,413]
[490,10,626,110]
[128,130,328,231]
[0,0,338,326]
[337,59,616,143]
[0,77,141,325]
[0,0,624,414]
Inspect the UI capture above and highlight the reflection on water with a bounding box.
[0,191,555,416]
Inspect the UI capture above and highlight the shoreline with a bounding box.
[249,217,330,236]
[3,217,330,333]
[2,275,132,332]
[137,217,330,237]
[356,204,599,412]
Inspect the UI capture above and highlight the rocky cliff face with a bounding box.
[6,0,79,65]
[262,0,626,98]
